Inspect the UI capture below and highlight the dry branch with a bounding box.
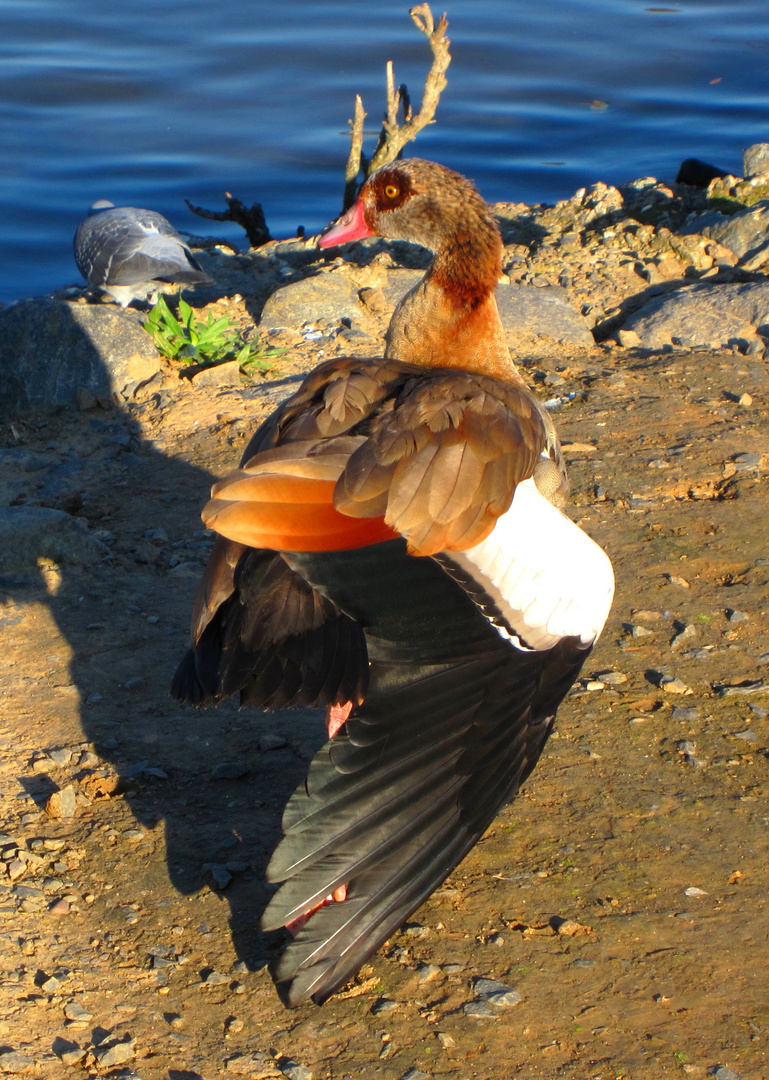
[341,4,451,209]
[185,192,271,248]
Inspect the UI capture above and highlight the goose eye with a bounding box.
[384,184,399,200]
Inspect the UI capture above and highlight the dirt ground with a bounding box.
[1,334,768,1080]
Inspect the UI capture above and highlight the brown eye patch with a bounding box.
[371,169,414,210]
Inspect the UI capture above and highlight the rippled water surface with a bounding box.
[1,0,768,302]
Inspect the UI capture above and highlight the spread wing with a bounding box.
[169,356,612,1008]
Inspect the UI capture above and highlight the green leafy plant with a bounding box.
[143,295,284,376]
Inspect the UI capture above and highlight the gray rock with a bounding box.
[473,977,522,1007]
[371,997,400,1015]
[495,284,594,347]
[44,786,78,820]
[400,1071,429,1080]
[462,1000,499,1019]
[0,506,108,573]
[0,299,162,413]
[743,143,769,179]
[211,762,251,780]
[681,203,769,262]
[672,707,700,722]
[0,1049,35,1073]
[278,1059,313,1080]
[710,1067,745,1080]
[92,1037,136,1067]
[622,281,769,350]
[259,275,362,329]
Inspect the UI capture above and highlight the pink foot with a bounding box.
[285,884,348,936]
[326,700,353,739]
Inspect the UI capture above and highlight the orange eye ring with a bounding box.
[384,184,399,200]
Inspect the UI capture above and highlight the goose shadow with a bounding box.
[0,298,318,975]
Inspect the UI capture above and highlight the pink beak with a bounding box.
[319,199,373,247]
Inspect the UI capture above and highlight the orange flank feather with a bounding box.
[202,470,398,552]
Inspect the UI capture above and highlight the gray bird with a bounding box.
[73,201,213,308]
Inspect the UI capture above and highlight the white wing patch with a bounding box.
[446,477,614,651]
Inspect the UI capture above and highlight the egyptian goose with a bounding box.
[73,201,212,308]
[171,158,614,1007]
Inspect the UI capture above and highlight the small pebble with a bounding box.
[203,970,229,985]
[661,675,691,695]
[211,762,250,780]
[711,1067,745,1080]
[278,1059,313,1080]
[45,786,78,819]
[257,733,288,752]
[685,887,708,897]
[436,1033,456,1049]
[672,707,700,722]
[474,978,522,1007]
[671,624,696,648]
[48,748,72,767]
[630,625,653,639]
[400,1070,429,1080]
[371,997,399,1015]
[48,898,70,915]
[726,609,748,623]
[600,671,627,685]
[64,1000,93,1022]
[93,1038,136,1067]
[416,962,441,982]
[733,729,757,742]
[206,864,233,889]
[462,1000,499,1019]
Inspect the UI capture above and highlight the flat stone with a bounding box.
[621,281,769,350]
[0,507,108,573]
[278,1059,313,1080]
[0,299,162,414]
[672,706,700,722]
[496,284,594,347]
[744,142,769,179]
[0,1050,35,1073]
[92,1038,136,1067]
[473,977,522,1007]
[225,1051,279,1075]
[211,762,251,780]
[189,359,243,388]
[462,1000,499,1019]
[259,275,362,329]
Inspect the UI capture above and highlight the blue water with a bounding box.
[1,0,767,303]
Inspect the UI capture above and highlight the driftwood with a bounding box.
[342,4,451,210]
[185,192,271,248]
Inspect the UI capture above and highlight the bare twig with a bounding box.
[342,4,451,207]
[343,95,367,211]
[185,192,271,248]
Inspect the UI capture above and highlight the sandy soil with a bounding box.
[1,336,768,1080]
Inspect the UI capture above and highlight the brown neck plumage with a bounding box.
[383,205,522,384]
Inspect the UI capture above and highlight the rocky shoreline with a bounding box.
[0,153,768,1080]
[3,145,769,416]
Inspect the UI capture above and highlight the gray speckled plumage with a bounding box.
[73,201,213,307]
